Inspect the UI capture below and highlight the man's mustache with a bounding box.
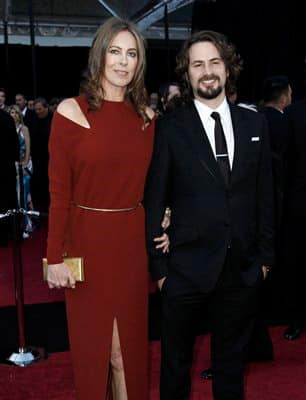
[199,75,219,83]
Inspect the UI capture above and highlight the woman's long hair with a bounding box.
[80,17,149,122]
[9,104,24,126]
[176,30,243,104]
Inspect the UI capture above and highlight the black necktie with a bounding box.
[211,111,231,186]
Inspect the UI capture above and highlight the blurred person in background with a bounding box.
[9,105,33,238]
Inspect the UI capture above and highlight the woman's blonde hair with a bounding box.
[80,17,149,122]
[9,104,24,125]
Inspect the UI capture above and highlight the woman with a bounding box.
[9,105,33,237]
[47,18,168,399]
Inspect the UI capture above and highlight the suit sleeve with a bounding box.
[256,115,275,267]
[144,117,171,281]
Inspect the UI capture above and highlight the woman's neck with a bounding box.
[101,80,127,102]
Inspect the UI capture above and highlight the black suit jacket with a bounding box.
[144,102,274,295]
[23,108,35,134]
[260,106,290,225]
[284,99,306,217]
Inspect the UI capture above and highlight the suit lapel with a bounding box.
[182,103,222,184]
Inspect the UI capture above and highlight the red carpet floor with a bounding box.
[0,228,64,307]
[1,229,306,398]
[0,328,305,399]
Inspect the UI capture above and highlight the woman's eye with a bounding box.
[110,49,119,54]
[128,52,137,58]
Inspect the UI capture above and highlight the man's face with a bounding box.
[188,41,228,105]
[285,85,292,107]
[167,85,181,102]
[15,95,27,111]
[34,102,48,119]
[0,91,6,106]
[150,92,159,110]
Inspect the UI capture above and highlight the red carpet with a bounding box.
[0,228,64,307]
[0,328,305,399]
[1,228,306,398]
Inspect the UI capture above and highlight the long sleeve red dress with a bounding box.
[47,95,155,399]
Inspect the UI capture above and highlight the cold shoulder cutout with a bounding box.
[57,98,91,129]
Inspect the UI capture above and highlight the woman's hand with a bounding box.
[47,263,76,289]
[154,232,170,253]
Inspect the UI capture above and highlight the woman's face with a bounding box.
[10,108,20,124]
[102,30,138,95]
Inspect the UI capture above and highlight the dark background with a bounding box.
[1,0,306,104]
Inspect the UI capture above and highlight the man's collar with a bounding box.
[194,97,230,122]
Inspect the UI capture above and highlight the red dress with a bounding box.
[47,96,155,399]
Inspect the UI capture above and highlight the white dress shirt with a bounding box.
[194,98,235,169]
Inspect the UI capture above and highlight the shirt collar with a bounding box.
[194,97,230,123]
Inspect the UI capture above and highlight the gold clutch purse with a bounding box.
[42,257,84,281]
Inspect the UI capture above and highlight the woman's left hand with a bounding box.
[154,233,170,253]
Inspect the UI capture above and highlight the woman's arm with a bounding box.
[22,125,31,166]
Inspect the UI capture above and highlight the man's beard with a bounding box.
[195,75,223,100]
[196,85,223,100]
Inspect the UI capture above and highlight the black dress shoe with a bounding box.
[200,367,213,380]
[284,325,303,341]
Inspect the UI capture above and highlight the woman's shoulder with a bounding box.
[56,97,90,129]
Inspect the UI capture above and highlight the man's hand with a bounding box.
[157,276,167,290]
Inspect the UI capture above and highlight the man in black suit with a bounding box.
[282,98,306,340]
[145,30,274,400]
[15,93,35,131]
[260,76,292,227]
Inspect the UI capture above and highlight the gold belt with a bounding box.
[73,203,140,212]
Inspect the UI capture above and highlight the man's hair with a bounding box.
[0,88,7,96]
[80,17,148,122]
[175,30,242,103]
[262,75,290,103]
[34,97,48,108]
[15,93,27,100]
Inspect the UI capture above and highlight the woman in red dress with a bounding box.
[46,18,168,399]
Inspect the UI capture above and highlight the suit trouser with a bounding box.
[160,252,260,400]
[283,216,306,327]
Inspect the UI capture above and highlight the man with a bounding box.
[0,88,9,113]
[15,93,35,130]
[258,77,292,337]
[145,30,274,400]
[282,98,306,340]
[159,82,184,114]
[0,110,19,245]
[30,97,52,212]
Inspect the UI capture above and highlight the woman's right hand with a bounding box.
[47,263,76,289]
